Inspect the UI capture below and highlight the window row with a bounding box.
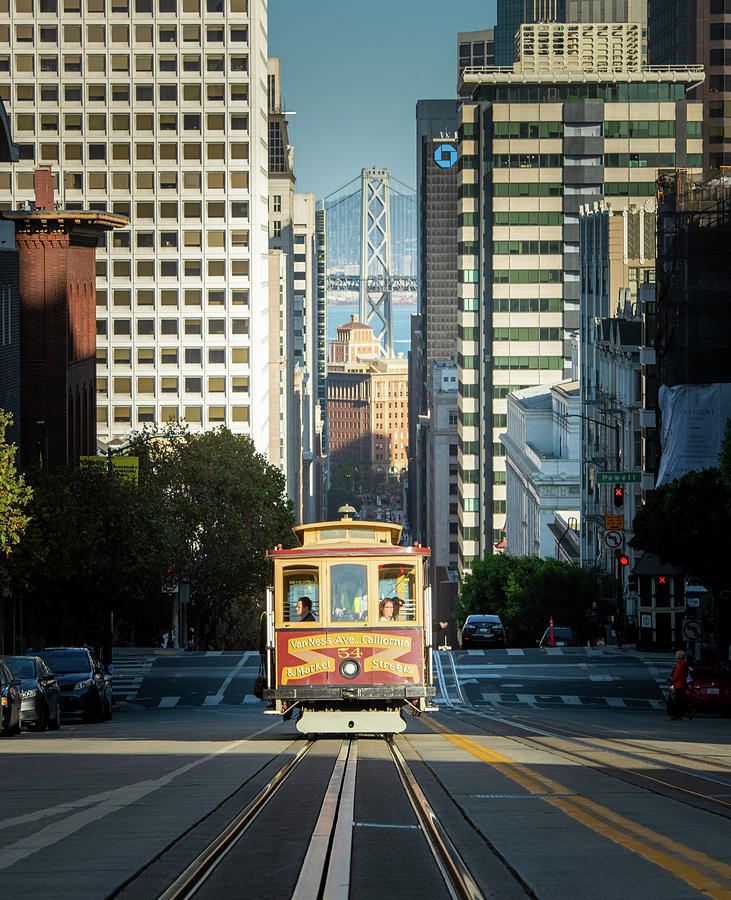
[493,240,563,255]
[7,81,248,105]
[492,210,563,226]
[97,258,249,279]
[10,0,248,15]
[479,82,688,103]
[15,169,250,192]
[96,317,248,336]
[96,288,250,307]
[492,121,563,139]
[97,375,249,394]
[492,182,563,197]
[5,23,247,45]
[3,54,248,77]
[98,405,250,427]
[493,269,563,284]
[14,140,249,164]
[603,181,656,197]
[493,327,562,342]
[493,356,563,370]
[603,119,676,139]
[14,111,249,134]
[491,153,563,169]
[493,297,563,313]
[96,346,250,366]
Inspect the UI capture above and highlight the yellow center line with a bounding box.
[422,719,731,899]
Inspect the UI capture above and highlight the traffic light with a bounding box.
[614,549,629,567]
[613,484,624,508]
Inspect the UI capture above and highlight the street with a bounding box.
[1,649,729,898]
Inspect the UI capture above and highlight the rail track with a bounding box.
[114,734,492,900]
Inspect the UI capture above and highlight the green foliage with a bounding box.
[5,424,294,651]
[0,411,32,559]
[6,464,167,648]
[455,553,602,646]
[720,419,731,489]
[128,423,295,648]
[630,467,731,596]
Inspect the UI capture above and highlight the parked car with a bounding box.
[2,656,61,731]
[538,626,578,648]
[0,659,21,737]
[33,648,112,722]
[460,615,507,649]
[688,666,731,713]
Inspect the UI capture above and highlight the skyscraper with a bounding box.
[456,23,703,570]
[458,29,495,96]
[649,0,731,169]
[0,0,270,451]
[495,0,566,66]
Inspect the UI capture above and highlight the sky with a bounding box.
[268,0,498,202]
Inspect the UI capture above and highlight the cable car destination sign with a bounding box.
[596,471,641,484]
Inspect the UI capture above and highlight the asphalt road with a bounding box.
[2,650,729,899]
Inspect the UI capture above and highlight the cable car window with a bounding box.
[330,563,367,623]
[320,528,346,541]
[378,564,416,622]
[282,567,319,623]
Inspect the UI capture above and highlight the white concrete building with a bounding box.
[425,360,459,581]
[501,380,581,558]
[0,0,270,451]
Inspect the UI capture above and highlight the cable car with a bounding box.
[263,507,437,734]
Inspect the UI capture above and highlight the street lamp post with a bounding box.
[564,412,622,470]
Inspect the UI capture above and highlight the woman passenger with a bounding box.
[379,598,400,621]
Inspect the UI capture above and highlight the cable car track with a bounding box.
[112,735,492,900]
[432,655,731,820]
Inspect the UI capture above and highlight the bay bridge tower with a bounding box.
[359,167,394,357]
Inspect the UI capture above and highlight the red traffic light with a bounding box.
[613,484,625,508]
[614,548,629,567]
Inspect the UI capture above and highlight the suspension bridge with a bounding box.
[324,168,416,356]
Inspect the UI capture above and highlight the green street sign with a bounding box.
[596,471,641,484]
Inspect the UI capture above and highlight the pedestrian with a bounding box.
[668,650,692,720]
[613,606,627,649]
[585,601,602,647]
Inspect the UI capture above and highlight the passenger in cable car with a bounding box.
[296,597,316,622]
[379,597,402,621]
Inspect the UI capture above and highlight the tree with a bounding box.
[455,554,602,647]
[0,411,32,653]
[6,464,168,653]
[630,466,731,660]
[128,424,295,649]
[0,411,31,559]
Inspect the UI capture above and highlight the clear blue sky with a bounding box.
[268,1,497,201]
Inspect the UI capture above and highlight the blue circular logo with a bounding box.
[434,143,457,168]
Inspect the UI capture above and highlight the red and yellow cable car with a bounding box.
[263,508,437,734]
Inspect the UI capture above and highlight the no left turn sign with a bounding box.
[604,530,623,549]
[682,619,702,641]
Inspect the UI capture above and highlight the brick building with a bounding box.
[2,171,126,468]
[327,316,409,472]
[0,99,20,449]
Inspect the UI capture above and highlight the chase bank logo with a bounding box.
[434,143,457,168]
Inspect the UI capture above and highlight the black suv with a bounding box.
[34,647,112,722]
[460,615,507,649]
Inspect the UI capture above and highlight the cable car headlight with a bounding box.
[339,658,361,680]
